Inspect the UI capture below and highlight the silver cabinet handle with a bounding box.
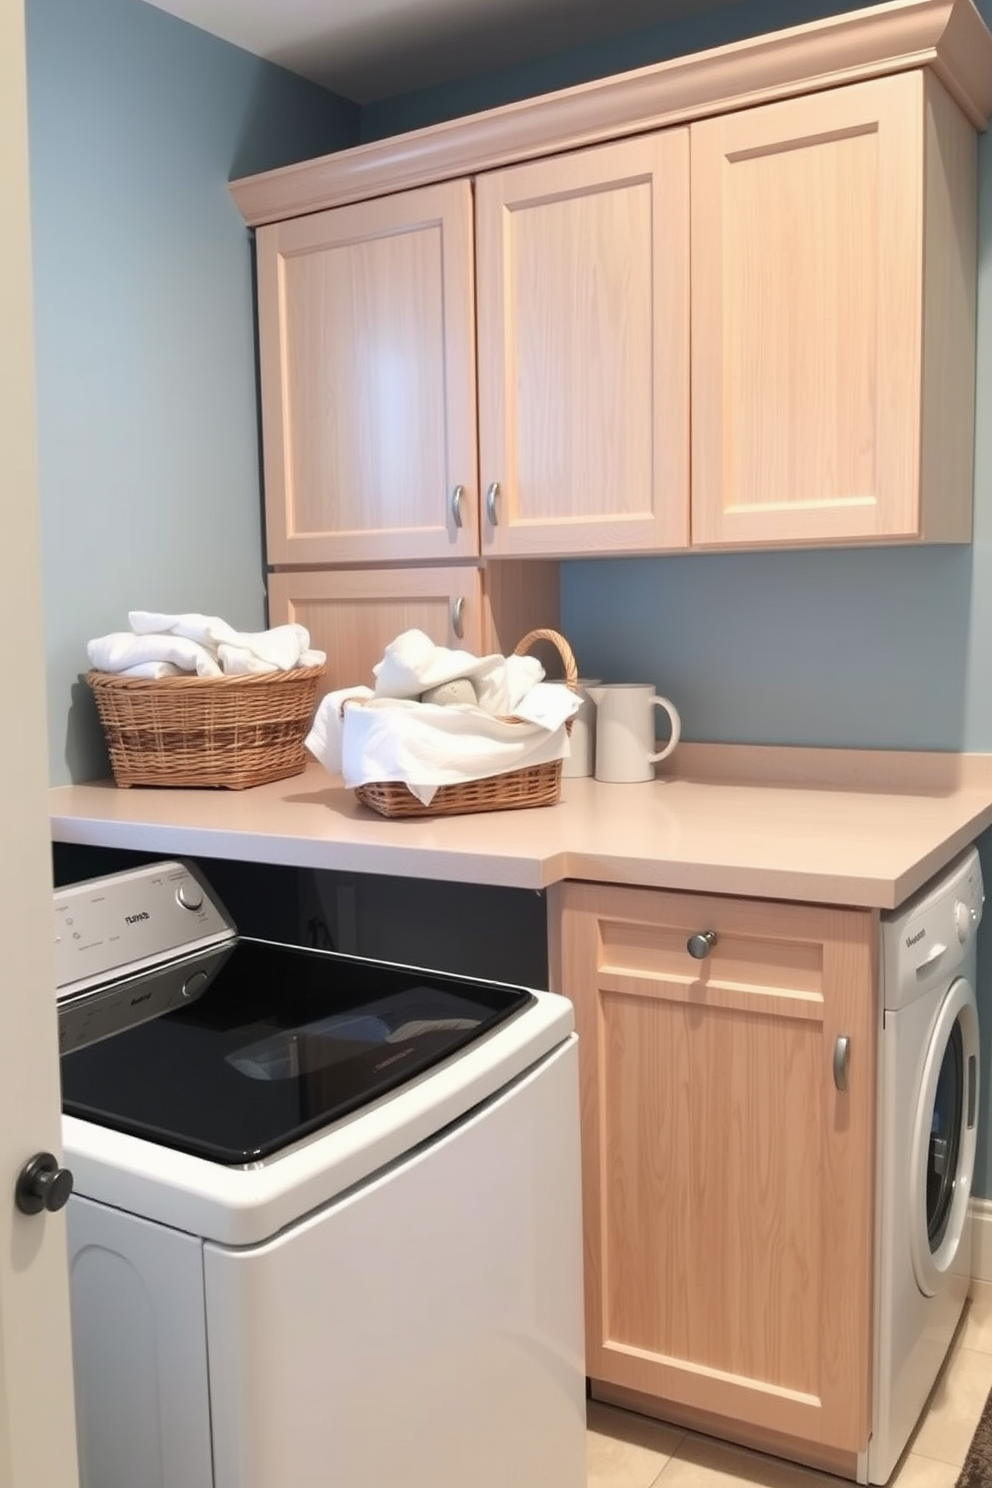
[485,481,500,527]
[450,484,465,529]
[833,1036,851,1091]
[451,596,465,640]
[687,931,717,959]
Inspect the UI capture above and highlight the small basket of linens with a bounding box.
[306,627,579,819]
[85,611,326,789]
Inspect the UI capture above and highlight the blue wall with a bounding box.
[363,0,866,140]
[26,0,358,784]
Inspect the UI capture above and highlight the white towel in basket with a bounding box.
[87,612,326,676]
[128,611,316,671]
[372,629,543,715]
[87,632,224,677]
[306,683,580,807]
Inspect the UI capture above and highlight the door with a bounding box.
[910,976,979,1296]
[475,131,690,557]
[256,181,479,566]
[0,3,80,1484]
[550,880,877,1455]
[267,566,487,701]
[691,72,929,548]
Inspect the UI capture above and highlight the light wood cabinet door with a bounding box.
[257,181,479,566]
[475,132,690,558]
[550,881,877,1458]
[269,562,562,700]
[268,567,486,699]
[691,71,976,548]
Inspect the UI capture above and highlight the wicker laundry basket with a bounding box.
[87,664,325,789]
[353,629,577,819]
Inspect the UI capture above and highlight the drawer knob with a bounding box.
[687,930,718,959]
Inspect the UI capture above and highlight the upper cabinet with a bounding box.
[234,0,992,562]
[475,132,689,557]
[256,181,479,566]
[258,135,689,566]
[691,71,977,549]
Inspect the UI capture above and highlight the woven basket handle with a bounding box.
[513,629,578,692]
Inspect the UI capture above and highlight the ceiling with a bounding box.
[143,0,728,104]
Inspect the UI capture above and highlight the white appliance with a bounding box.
[868,845,984,1484]
[55,861,587,1488]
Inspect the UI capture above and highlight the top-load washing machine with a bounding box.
[55,860,587,1488]
[869,845,984,1483]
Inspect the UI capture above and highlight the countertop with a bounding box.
[48,744,992,909]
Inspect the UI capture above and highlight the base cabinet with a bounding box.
[549,881,877,1462]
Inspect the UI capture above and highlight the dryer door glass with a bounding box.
[910,976,979,1295]
[927,1019,963,1251]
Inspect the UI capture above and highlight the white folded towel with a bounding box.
[128,611,312,672]
[87,632,224,677]
[373,628,543,715]
[306,678,580,806]
[215,643,327,677]
[118,662,185,679]
[88,613,326,677]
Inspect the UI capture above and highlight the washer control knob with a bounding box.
[954,899,974,944]
[181,970,209,1001]
[176,880,204,912]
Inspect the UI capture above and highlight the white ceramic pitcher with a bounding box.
[561,678,601,778]
[588,683,681,783]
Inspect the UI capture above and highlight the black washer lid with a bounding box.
[60,938,534,1165]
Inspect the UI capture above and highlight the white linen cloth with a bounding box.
[306,673,581,807]
[87,611,326,677]
[372,628,543,716]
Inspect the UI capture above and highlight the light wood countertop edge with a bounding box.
[49,746,992,910]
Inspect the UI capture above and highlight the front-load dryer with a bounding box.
[869,845,984,1484]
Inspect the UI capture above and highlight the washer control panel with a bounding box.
[54,860,236,999]
[882,846,984,1001]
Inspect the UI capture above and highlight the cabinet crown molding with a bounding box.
[230,0,992,228]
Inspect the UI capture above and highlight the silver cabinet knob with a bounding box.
[451,596,465,640]
[687,930,718,959]
[485,482,500,527]
[450,484,465,529]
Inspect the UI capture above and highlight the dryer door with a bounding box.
[909,976,979,1297]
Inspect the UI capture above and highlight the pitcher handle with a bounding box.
[648,696,681,763]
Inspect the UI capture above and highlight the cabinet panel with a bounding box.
[550,881,876,1455]
[267,568,485,700]
[476,133,690,557]
[691,71,972,549]
[257,182,479,566]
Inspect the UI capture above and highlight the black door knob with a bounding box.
[15,1152,74,1216]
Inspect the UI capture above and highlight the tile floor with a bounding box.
[586,1281,992,1488]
